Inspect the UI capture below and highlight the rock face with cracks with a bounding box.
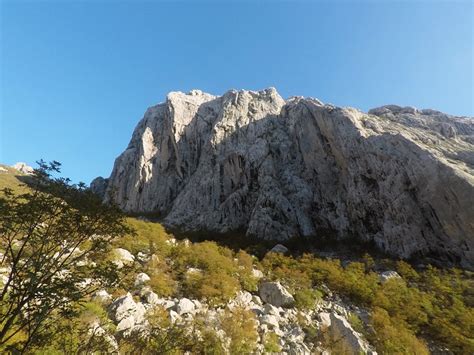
[99,88,474,268]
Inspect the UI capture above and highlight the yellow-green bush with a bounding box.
[294,288,322,310]
[117,218,171,256]
[220,306,258,354]
[370,307,429,354]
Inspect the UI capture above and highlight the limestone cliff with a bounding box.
[97,88,474,268]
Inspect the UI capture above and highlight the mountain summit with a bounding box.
[93,88,474,268]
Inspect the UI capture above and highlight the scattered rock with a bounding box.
[186,267,202,275]
[88,321,118,351]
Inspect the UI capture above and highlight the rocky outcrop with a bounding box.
[90,176,109,199]
[12,162,34,174]
[101,88,474,268]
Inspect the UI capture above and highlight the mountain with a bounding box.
[93,88,474,268]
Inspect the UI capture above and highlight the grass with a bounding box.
[0,164,28,194]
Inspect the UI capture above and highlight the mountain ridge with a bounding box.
[92,88,474,269]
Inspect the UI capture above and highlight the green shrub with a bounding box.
[370,307,429,354]
[294,288,322,310]
[263,331,281,352]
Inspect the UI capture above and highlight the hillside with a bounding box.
[1,164,473,353]
[94,88,474,269]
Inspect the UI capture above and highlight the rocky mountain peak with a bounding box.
[95,88,474,269]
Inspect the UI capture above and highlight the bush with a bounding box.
[184,270,239,306]
[370,307,429,354]
[294,288,322,310]
[263,331,281,352]
[220,306,258,354]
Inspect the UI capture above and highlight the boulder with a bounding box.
[94,289,112,303]
[109,293,146,330]
[234,291,253,305]
[169,310,181,323]
[324,312,377,354]
[259,282,295,307]
[260,314,280,328]
[263,303,280,316]
[141,290,160,305]
[175,298,195,315]
[252,268,264,279]
[136,252,149,263]
[111,248,135,269]
[318,312,332,329]
[270,244,289,254]
[134,272,151,286]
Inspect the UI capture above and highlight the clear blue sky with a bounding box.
[1,0,473,184]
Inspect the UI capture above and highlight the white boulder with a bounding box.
[259,281,295,307]
[111,248,135,269]
[94,289,112,303]
[109,293,146,334]
[176,298,195,315]
[134,272,151,287]
[323,312,377,354]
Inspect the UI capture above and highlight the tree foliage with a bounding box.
[0,161,131,352]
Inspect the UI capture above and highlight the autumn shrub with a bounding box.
[220,306,258,354]
[370,307,429,354]
[117,218,171,256]
[184,270,239,306]
[235,250,259,292]
[145,255,177,297]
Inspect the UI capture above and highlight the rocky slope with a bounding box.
[94,88,474,268]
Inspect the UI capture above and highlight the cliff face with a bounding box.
[99,88,474,268]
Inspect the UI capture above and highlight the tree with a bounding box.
[0,161,131,352]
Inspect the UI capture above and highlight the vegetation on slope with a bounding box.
[0,163,472,353]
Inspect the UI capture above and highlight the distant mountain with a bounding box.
[93,88,474,268]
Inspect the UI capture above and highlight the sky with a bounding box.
[1,0,473,184]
